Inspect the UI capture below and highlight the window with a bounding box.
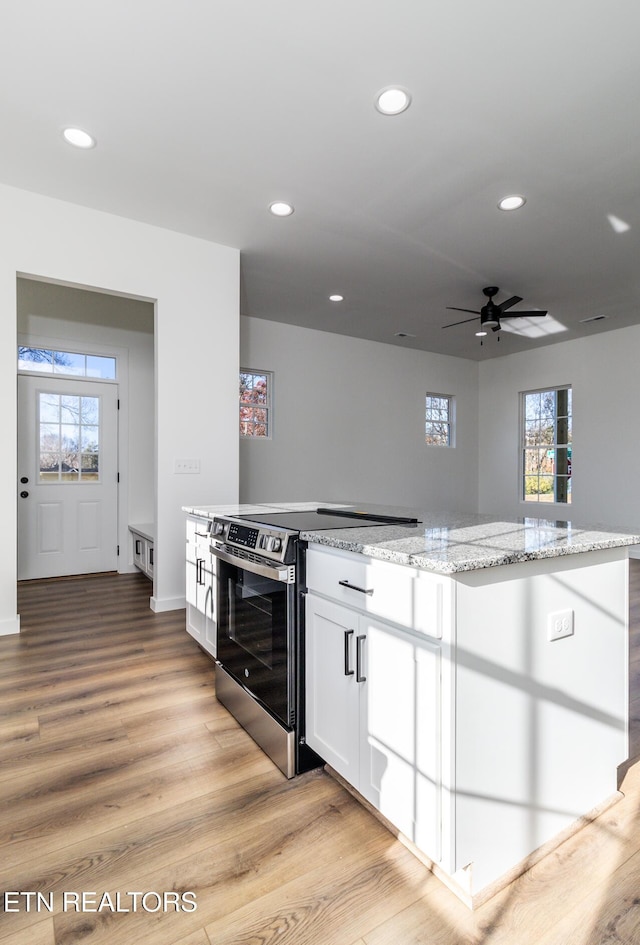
[18,346,116,380]
[425,393,453,446]
[38,392,101,483]
[240,370,272,437]
[522,386,572,504]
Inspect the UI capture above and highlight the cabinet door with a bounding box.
[360,617,442,861]
[133,534,147,571]
[185,556,204,644]
[186,558,198,608]
[203,576,217,658]
[305,594,360,784]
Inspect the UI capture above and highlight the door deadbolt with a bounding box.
[20,476,28,484]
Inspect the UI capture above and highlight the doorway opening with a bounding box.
[16,276,155,581]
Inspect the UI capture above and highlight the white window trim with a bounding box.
[17,335,119,384]
[240,368,273,439]
[18,332,130,572]
[425,392,455,447]
[519,383,572,506]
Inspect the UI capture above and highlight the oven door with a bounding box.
[213,545,296,727]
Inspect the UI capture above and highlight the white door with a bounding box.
[17,376,119,579]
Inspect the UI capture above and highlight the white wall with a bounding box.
[17,278,155,566]
[1,182,239,632]
[240,316,479,510]
[478,324,640,529]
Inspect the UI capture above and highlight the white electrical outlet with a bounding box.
[174,458,200,474]
[548,608,574,642]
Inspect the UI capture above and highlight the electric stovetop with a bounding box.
[235,508,420,531]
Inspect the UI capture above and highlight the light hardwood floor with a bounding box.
[1,565,640,945]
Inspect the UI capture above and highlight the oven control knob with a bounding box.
[266,536,282,553]
[212,522,225,537]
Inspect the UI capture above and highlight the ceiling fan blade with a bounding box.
[497,295,523,313]
[445,307,481,315]
[501,311,548,318]
[442,315,481,329]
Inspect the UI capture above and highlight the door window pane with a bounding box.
[37,392,101,483]
[54,351,84,375]
[19,346,116,380]
[86,356,116,379]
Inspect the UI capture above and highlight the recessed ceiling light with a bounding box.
[607,214,631,234]
[62,127,96,149]
[269,201,294,217]
[329,294,344,302]
[375,87,411,115]
[498,194,526,211]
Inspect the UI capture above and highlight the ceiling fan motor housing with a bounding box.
[481,304,500,329]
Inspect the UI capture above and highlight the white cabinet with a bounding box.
[306,541,631,906]
[305,590,443,865]
[305,595,361,784]
[129,524,154,580]
[305,544,447,637]
[185,515,216,658]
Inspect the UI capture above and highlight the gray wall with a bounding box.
[478,323,640,529]
[240,316,480,510]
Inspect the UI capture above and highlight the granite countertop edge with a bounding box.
[300,529,640,574]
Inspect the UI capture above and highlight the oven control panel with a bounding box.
[227,522,260,549]
[212,517,295,564]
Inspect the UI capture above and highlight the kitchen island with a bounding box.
[299,508,640,906]
[183,501,640,907]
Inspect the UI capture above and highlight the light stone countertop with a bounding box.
[301,511,640,573]
[182,502,640,574]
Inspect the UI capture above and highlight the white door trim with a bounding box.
[17,333,131,574]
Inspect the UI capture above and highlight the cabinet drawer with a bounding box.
[194,520,212,560]
[305,546,448,638]
[186,518,197,564]
[186,516,216,571]
[133,535,147,570]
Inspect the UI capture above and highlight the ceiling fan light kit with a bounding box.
[443,285,548,341]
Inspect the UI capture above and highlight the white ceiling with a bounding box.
[2,0,640,360]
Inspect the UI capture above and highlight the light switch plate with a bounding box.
[174,458,200,474]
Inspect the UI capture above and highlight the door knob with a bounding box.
[20,491,29,498]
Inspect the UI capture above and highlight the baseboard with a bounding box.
[0,614,20,636]
[150,595,186,613]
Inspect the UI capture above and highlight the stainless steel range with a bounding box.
[211,507,418,777]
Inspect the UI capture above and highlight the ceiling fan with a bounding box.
[442,286,548,333]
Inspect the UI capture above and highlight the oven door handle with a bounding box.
[210,544,294,583]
